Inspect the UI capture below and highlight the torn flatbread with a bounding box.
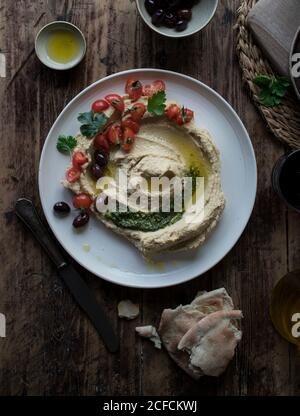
[178,310,242,377]
[118,300,140,320]
[158,288,242,379]
[135,325,162,349]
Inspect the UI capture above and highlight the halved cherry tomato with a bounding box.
[125,79,143,101]
[121,117,140,134]
[92,99,109,113]
[152,80,166,92]
[184,108,194,123]
[72,193,93,209]
[66,167,81,183]
[143,79,166,97]
[104,94,125,113]
[176,108,194,125]
[121,127,136,152]
[72,151,88,169]
[93,133,110,153]
[107,123,122,145]
[166,104,180,120]
[142,84,153,97]
[128,103,146,122]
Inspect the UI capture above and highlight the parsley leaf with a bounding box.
[56,135,77,154]
[147,91,166,116]
[253,75,291,107]
[253,75,272,88]
[77,112,93,125]
[77,111,108,138]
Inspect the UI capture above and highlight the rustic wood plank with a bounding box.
[0,0,299,396]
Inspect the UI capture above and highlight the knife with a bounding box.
[15,198,119,353]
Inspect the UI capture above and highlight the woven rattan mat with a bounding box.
[236,0,300,148]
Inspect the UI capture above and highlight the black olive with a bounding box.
[185,0,197,8]
[152,9,165,26]
[53,201,71,214]
[154,0,164,8]
[175,19,188,32]
[94,150,108,167]
[166,0,181,10]
[145,0,157,15]
[91,164,104,180]
[145,0,195,31]
[164,12,177,28]
[73,210,89,228]
[177,9,192,21]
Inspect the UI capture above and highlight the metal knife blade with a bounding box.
[15,198,119,353]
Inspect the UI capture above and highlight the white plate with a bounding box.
[39,69,257,288]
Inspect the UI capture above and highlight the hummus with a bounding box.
[63,99,225,257]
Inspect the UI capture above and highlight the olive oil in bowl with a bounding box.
[35,21,86,70]
[47,29,81,64]
[270,271,300,346]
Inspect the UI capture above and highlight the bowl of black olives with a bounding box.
[136,0,218,38]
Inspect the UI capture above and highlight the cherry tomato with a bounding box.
[72,193,93,209]
[66,167,81,183]
[184,108,194,123]
[107,123,122,145]
[104,94,125,113]
[121,117,140,134]
[121,127,136,152]
[142,84,153,97]
[175,114,185,126]
[152,80,166,92]
[72,151,88,169]
[166,104,180,120]
[125,79,143,101]
[176,108,194,125]
[92,99,109,113]
[93,133,110,153]
[128,103,146,122]
[143,79,166,96]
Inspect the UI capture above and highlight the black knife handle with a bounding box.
[15,198,67,269]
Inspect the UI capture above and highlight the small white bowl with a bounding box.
[35,21,86,70]
[136,0,219,38]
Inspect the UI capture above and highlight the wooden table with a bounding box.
[0,0,300,396]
